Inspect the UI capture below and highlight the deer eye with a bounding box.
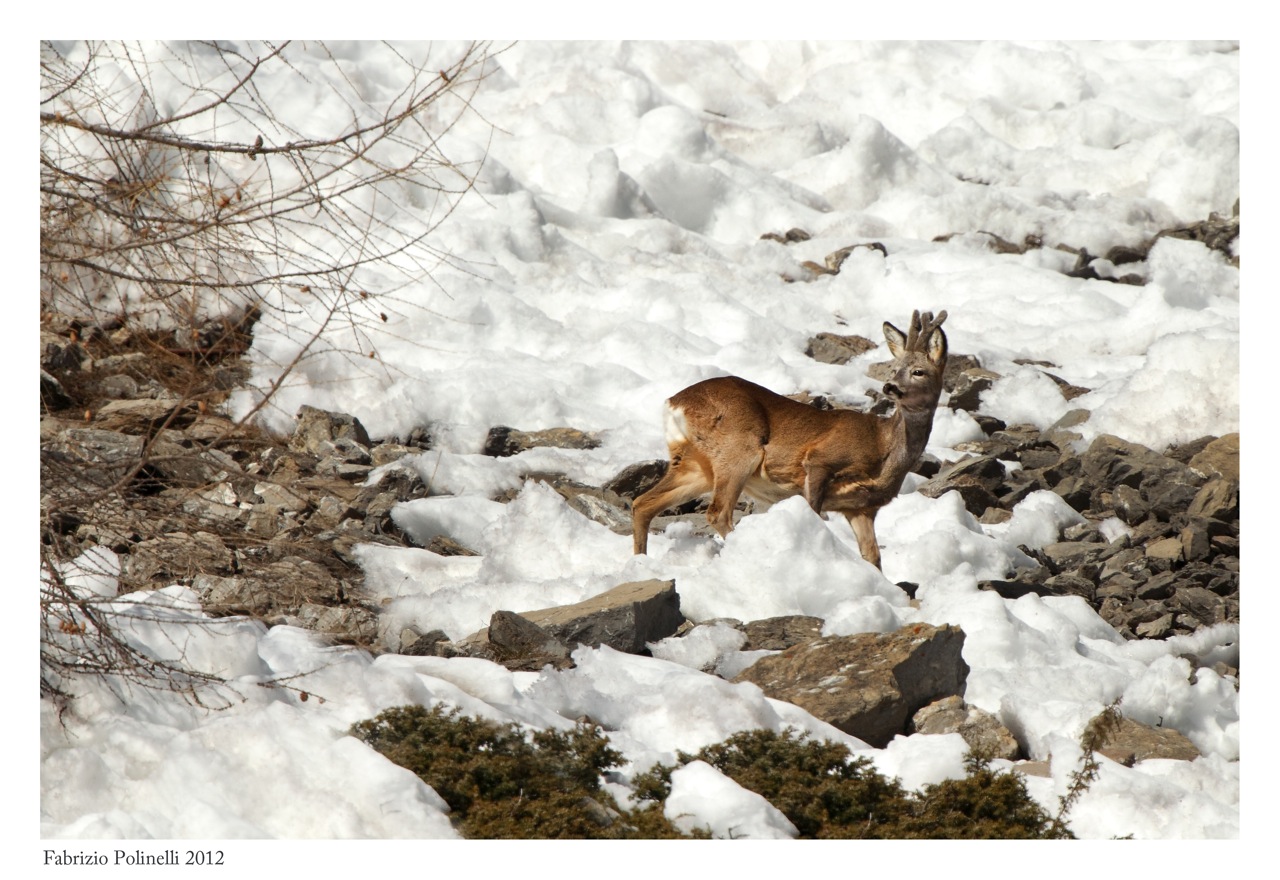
[912,369,926,377]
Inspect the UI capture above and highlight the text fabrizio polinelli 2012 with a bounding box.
[44,849,225,866]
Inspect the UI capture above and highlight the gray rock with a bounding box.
[946,369,998,412]
[1135,613,1175,639]
[519,579,684,654]
[354,467,427,510]
[917,455,1007,515]
[95,373,139,400]
[565,492,633,534]
[762,227,811,244]
[254,481,311,512]
[317,459,374,482]
[482,425,602,457]
[1134,571,1179,601]
[1142,479,1202,523]
[315,436,372,465]
[1179,519,1216,562]
[1015,444,1062,471]
[125,531,234,586]
[1145,537,1185,565]
[604,460,668,500]
[291,405,371,456]
[50,425,229,493]
[244,506,283,538]
[1172,585,1229,627]
[1111,484,1148,525]
[48,427,144,487]
[1080,434,1197,496]
[911,696,1020,760]
[1104,717,1202,763]
[92,352,150,375]
[42,331,87,373]
[309,495,356,530]
[1039,370,1091,401]
[194,572,276,612]
[486,610,573,671]
[295,602,377,644]
[1042,573,1096,601]
[360,491,399,522]
[804,332,877,366]
[180,482,245,524]
[41,370,74,411]
[979,580,1049,601]
[820,241,885,272]
[1041,409,1090,451]
[1063,521,1105,543]
[1187,478,1238,522]
[733,623,969,748]
[95,398,197,432]
[425,535,479,557]
[371,443,416,467]
[741,616,825,651]
[1096,578,1136,601]
[1187,433,1238,481]
[196,556,348,619]
[1041,541,1102,573]
[400,628,451,655]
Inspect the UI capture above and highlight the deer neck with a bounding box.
[884,399,938,470]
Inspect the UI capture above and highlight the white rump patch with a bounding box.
[664,402,690,445]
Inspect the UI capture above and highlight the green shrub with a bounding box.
[633,728,1071,839]
[350,704,692,839]
[355,707,1075,839]
[897,759,1070,839]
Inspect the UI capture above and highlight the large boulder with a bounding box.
[520,578,683,653]
[734,623,969,748]
[449,579,685,662]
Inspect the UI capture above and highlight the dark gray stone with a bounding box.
[482,425,601,457]
[486,610,573,671]
[291,405,372,456]
[604,460,668,500]
[741,616,825,651]
[911,696,1020,760]
[734,623,969,748]
[804,332,877,365]
[519,579,684,654]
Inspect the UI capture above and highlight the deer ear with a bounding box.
[927,325,948,366]
[883,321,906,358]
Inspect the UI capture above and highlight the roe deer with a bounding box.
[631,310,948,570]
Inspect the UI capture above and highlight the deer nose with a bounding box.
[882,381,902,399]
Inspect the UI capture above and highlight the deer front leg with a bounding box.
[843,509,882,570]
[802,458,831,514]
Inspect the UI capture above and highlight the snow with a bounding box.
[31,33,1251,860]
[663,760,798,839]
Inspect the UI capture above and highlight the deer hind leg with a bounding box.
[843,509,882,570]
[631,449,713,554]
[703,435,765,539]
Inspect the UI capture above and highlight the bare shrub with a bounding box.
[39,40,499,706]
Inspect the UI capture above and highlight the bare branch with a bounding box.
[40,39,500,706]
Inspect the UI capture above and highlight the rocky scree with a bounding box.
[40,215,1238,768]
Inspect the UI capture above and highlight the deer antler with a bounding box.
[905,310,947,351]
